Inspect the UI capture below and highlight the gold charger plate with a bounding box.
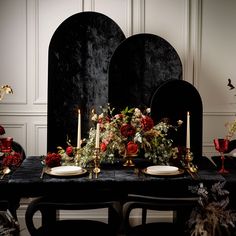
[142,168,184,176]
[45,167,87,177]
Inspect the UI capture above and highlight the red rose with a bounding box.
[2,152,22,168]
[141,116,154,131]
[126,141,138,155]
[66,146,73,156]
[100,142,107,152]
[45,152,61,167]
[120,124,136,137]
[0,125,5,135]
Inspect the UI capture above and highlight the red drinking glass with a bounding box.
[213,138,229,174]
[0,137,13,153]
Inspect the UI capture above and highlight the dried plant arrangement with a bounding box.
[187,181,236,236]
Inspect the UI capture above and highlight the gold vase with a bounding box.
[123,153,136,167]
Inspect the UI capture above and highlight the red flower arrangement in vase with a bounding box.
[79,104,182,167]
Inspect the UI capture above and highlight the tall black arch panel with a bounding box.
[108,33,182,112]
[150,80,203,159]
[47,12,126,151]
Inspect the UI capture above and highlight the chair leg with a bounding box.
[8,197,21,221]
[41,208,59,227]
[174,208,192,233]
[141,208,147,225]
[108,201,122,233]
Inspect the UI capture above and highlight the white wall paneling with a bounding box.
[2,0,236,226]
[132,0,145,34]
[199,0,236,155]
[144,0,187,62]
[0,0,27,105]
[90,0,132,37]
[1,0,236,158]
[0,119,27,153]
[36,0,83,104]
[34,123,47,156]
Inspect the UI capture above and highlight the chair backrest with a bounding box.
[47,12,125,151]
[25,196,121,236]
[123,194,198,235]
[12,141,26,160]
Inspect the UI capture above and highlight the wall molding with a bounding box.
[126,0,133,36]
[33,0,47,105]
[0,111,46,116]
[83,0,94,11]
[191,0,202,88]
[1,123,27,150]
[204,112,236,116]
[34,123,47,155]
[182,0,191,82]
[132,0,145,34]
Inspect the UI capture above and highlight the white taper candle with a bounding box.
[186,111,190,149]
[95,123,100,149]
[77,109,81,148]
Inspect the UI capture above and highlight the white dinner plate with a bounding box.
[146,165,179,175]
[49,166,84,176]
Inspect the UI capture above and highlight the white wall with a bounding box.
[1,0,236,157]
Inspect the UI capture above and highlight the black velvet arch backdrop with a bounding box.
[47,12,126,151]
[108,33,182,112]
[47,11,203,158]
[150,80,203,158]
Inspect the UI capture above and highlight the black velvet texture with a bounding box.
[47,12,126,151]
[108,33,182,112]
[150,80,203,159]
[9,156,224,198]
[47,11,202,160]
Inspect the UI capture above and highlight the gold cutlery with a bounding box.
[1,167,11,179]
[40,167,46,179]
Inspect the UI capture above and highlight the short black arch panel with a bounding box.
[150,80,203,158]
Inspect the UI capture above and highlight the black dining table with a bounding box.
[5,155,227,198]
[2,155,236,227]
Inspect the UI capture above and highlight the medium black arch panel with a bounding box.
[108,33,182,112]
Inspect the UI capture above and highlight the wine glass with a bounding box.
[0,137,13,153]
[213,138,229,174]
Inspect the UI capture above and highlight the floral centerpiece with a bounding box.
[79,104,183,167]
[44,104,183,168]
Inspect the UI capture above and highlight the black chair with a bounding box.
[0,141,25,235]
[25,197,121,236]
[12,141,26,161]
[123,194,198,236]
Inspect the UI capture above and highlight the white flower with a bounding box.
[0,85,13,101]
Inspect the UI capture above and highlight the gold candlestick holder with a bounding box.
[74,147,81,166]
[93,148,101,175]
[185,148,198,173]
